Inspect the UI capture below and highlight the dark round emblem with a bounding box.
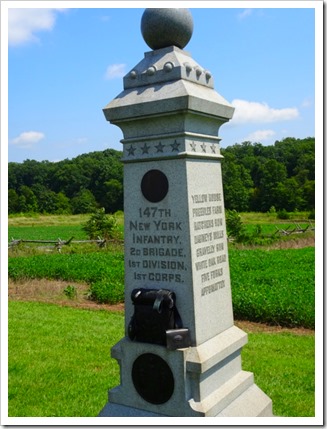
[141,169,169,203]
[132,353,174,404]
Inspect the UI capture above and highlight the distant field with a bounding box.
[229,247,315,329]
[8,212,315,328]
[8,211,312,225]
[9,225,88,241]
[8,213,124,227]
[8,213,90,226]
[8,211,313,241]
[8,245,314,328]
[8,222,313,242]
[240,211,313,224]
[8,213,124,244]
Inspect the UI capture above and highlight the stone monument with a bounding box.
[99,8,273,417]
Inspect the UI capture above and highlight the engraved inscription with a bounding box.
[190,192,227,297]
[127,206,186,284]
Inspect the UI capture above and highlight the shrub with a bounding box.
[277,209,290,220]
[226,210,246,241]
[88,279,124,304]
[308,210,315,220]
[82,208,117,240]
[63,285,77,299]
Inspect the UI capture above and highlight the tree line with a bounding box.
[221,137,314,213]
[8,137,314,215]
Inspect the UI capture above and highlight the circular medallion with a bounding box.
[132,353,174,404]
[141,169,169,203]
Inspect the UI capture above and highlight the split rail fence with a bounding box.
[9,222,314,252]
[273,222,315,236]
[8,237,108,252]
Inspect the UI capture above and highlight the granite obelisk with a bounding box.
[99,8,273,417]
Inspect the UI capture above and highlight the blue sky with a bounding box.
[3,2,321,163]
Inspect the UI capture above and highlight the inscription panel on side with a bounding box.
[190,193,227,297]
[127,206,187,284]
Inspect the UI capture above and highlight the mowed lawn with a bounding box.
[8,301,315,418]
[8,301,122,417]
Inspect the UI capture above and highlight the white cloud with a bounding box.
[8,9,65,46]
[231,99,299,124]
[76,137,88,144]
[100,15,111,22]
[12,131,45,148]
[237,9,253,20]
[245,129,276,142]
[301,97,313,108]
[104,64,127,80]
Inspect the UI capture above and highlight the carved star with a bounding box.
[210,144,216,154]
[170,140,180,152]
[155,142,165,153]
[190,141,197,152]
[127,145,136,156]
[201,143,206,153]
[141,143,150,154]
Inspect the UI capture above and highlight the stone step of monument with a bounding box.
[186,325,248,374]
[216,384,273,417]
[189,370,254,417]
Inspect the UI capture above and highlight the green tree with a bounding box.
[37,189,61,214]
[255,159,288,211]
[55,192,72,214]
[71,189,98,214]
[8,189,20,214]
[222,155,253,211]
[52,162,90,198]
[302,180,315,210]
[275,178,304,212]
[17,194,27,213]
[19,185,38,212]
[8,139,314,214]
[103,179,123,213]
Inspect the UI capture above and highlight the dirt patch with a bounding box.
[8,279,124,312]
[234,320,314,336]
[232,235,315,250]
[8,279,313,335]
[267,235,315,250]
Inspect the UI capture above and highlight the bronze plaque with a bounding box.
[141,169,169,203]
[132,353,174,404]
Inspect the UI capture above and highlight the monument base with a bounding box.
[98,326,273,418]
[99,385,272,417]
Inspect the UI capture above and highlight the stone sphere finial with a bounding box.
[141,8,193,50]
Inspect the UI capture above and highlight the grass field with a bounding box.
[239,211,313,224]
[229,247,315,328]
[8,301,314,418]
[8,301,122,417]
[9,224,88,242]
[8,211,314,247]
[8,213,90,226]
[7,212,316,418]
[8,245,315,328]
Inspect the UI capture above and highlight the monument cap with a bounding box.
[141,8,193,50]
